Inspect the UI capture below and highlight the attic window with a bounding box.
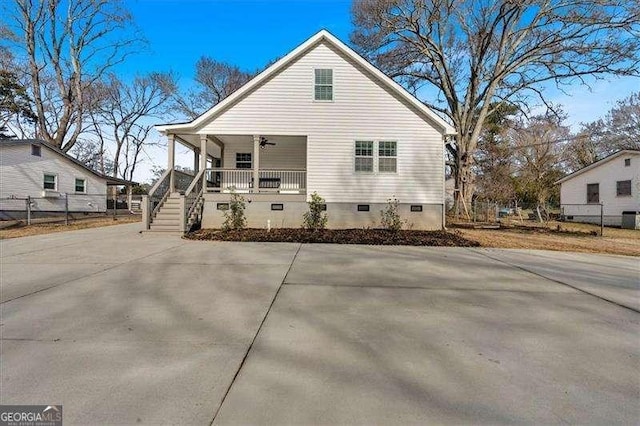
[625,158,631,167]
[314,69,333,101]
[31,144,41,156]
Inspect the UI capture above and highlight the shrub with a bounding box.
[380,196,405,231]
[302,192,328,230]
[222,191,247,231]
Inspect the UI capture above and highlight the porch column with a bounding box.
[200,135,208,171]
[193,147,200,173]
[168,134,176,192]
[200,135,208,188]
[253,135,260,193]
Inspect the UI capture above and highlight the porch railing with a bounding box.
[143,169,171,229]
[184,169,205,231]
[205,168,306,193]
[142,168,197,230]
[174,169,195,193]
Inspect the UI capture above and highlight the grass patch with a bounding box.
[186,228,480,247]
[450,220,639,256]
[0,215,141,239]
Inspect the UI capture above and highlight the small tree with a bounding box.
[380,197,404,231]
[222,191,246,231]
[302,192,328,231]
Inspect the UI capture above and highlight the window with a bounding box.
[217,203,229,210]
[43,174,57,190]
[410,205,423,212]
[355,141,374,172]
[625,158,631,167]
[617,180,632,197]
[75,178,86,193]
[355,140,398,173]
[271,203,284,211]
[31,144,41,156]
[587,183,599,203]
[357,204,370,211]
[314,69,333,101]
[236,153,252,169]
[378,141,397,173]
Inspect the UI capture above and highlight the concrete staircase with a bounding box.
[149,193,183,232]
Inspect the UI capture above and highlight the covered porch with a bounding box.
[143,133,307,232]
[167,133,307,195]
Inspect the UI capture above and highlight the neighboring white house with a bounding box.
[556,150,640,228]
[0,139,134,220]
[145,30,455,232]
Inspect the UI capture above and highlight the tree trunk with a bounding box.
[453,147,475,220]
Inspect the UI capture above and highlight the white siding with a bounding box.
[0,144,107,212]
[561,153,640,224]
[198,41,444,204]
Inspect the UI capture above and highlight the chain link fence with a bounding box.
[560,203,604,235]
[1,193,142,225]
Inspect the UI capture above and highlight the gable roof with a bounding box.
[156,30,456,135]
[0,139,136,186]
[555,149,640,184]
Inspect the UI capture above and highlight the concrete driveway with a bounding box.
[1,223,638,425]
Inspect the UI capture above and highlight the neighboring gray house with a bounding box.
[144,30,455,232]
[557,150,640,228]
[0,139,133,219]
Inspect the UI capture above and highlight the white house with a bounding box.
[557,150,640,228]
[0,139,134,220]
[145,30,455,232]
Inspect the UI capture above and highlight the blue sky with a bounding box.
[119,0,639,182]
[126,0,352,82]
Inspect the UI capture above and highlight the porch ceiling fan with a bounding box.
[259,137,276,149]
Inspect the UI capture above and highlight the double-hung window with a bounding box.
[355,141,397,173]
[314,69,333,101]
[75,178,86,193]
[378,141,397,173]
[616,180,631,197]
[43,173,57,190]
[236,153,252,169]
[355,141,374,172]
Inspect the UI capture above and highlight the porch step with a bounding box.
[152,218,182,226]
[156,207,181,217]
[149,224,182,232]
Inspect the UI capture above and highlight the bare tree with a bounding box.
[566,91,640,170]
[89,72,177,181]
[511,110,568,221]
[351,0,640,210]
[3,0,143,151]
[174,58,252,119]
[68,138,113,174]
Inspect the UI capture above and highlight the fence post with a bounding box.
[473,199,476,222]
[600,203,604,237]
[141,195,149,230]
[26,196,31,225]
[65,193,69,225]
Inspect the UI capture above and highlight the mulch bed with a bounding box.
[185,228,480,247]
